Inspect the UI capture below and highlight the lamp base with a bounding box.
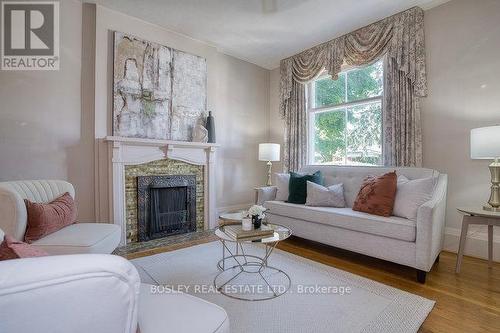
[483,205,500,212]
[484,159,500,212]
[266,161,273,186]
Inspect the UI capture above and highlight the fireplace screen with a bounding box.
[137,175,196,242]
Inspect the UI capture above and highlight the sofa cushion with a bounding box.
[24,192,77,243]
[274,173,290,201]
[305,181,345,208]
[300,165,438,207]
[352,171,397,217]
[0,235,48,260]
[394,175,437,220]
[288,171,322,204]
[138,284,229,333]
[264,201,416,242]
[31,223,121,255]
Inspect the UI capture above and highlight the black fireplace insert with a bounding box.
[137,175,196,242]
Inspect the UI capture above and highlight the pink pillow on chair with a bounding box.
[24,192,77,243]
[0,235,48,260]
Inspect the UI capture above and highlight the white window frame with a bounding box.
[307,60,385,166]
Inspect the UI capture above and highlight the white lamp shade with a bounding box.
[471,126,500,159]
[259,143,280,161]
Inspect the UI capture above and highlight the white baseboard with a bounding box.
[444,226,500,262]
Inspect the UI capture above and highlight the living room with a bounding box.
[0,0,499,332]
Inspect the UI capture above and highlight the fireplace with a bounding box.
[137,175,197,242]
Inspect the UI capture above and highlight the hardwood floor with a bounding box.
[278,236,500,333]
[126,234,500,332]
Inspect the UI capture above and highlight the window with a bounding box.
[307,59,384,166]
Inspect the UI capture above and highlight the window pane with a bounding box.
[346,102,382,166]
[314,72,345,108]
[346,60,383,102]
[313,110,346,164]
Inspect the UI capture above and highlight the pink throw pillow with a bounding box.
[0,235,48,260]
[24,192,77,243]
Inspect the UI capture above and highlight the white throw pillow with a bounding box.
[393,175,437,220]
[274,173,290,201]
[305,181,346,207]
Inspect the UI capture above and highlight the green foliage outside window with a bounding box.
[312,60,383,165]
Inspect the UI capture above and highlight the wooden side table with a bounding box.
[455,207,500,273]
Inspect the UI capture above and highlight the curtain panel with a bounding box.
[279,6,427,171]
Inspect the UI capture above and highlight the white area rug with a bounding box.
[132,241,434,333]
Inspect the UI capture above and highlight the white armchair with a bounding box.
[0,180,120,254]
[0,254,230,333]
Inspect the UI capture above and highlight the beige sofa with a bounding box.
[0,253,229,333]
[256,165,448,283]
[0,180,121,254]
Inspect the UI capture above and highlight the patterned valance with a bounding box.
[280,6,427,119]
[279,6,427,171]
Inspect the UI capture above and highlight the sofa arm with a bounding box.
[254,186,277,205]
[415,174,448,271]
[0,254,140,333]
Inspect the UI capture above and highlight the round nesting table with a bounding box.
[213,223,292,301]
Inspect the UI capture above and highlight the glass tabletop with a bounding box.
[215,222,292,243]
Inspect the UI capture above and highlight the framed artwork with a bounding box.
[113,31,207,141]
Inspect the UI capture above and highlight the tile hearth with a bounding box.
[113,230,216,259]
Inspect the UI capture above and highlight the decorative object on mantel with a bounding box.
[470,126,500,212]
[205,111,216,143]
[259,143,280,186]
[113,31,207,141]
[248,205,266,229]
[192,124,209,143]
[279,6,426,171]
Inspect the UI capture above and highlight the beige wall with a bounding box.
[0,2,269,223]
[0,0,96,221]
[422,0,500,258]
[93,5,269,219]
[215,53,270,208]
[267,0,500,259]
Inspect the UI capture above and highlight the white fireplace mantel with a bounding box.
[105,136,220,245]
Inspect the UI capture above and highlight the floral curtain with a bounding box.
[280,6,426,171]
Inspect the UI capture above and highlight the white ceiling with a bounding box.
[91,0,449,69]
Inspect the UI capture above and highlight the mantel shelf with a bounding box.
[105,136,220,149]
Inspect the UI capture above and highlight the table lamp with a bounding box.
[259,143,280,186]
[471,126,500,211]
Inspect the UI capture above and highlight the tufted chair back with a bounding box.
[0,180,75,241]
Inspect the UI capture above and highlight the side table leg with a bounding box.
[488,225,493,268]
[456,217,469,273]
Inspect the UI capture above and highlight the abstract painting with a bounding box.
[113,32,207,141]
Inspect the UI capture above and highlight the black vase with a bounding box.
[206,111,216,143]
[252,215,262,229]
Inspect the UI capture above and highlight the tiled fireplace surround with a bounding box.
[125,160,204,243]
[104,136,219,246]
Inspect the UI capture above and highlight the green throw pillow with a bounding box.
[287,171,323,204]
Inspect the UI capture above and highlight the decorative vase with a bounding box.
[252,215,262,229]
[206,111,216,143]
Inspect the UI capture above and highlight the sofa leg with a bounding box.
[416,270,427,284]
